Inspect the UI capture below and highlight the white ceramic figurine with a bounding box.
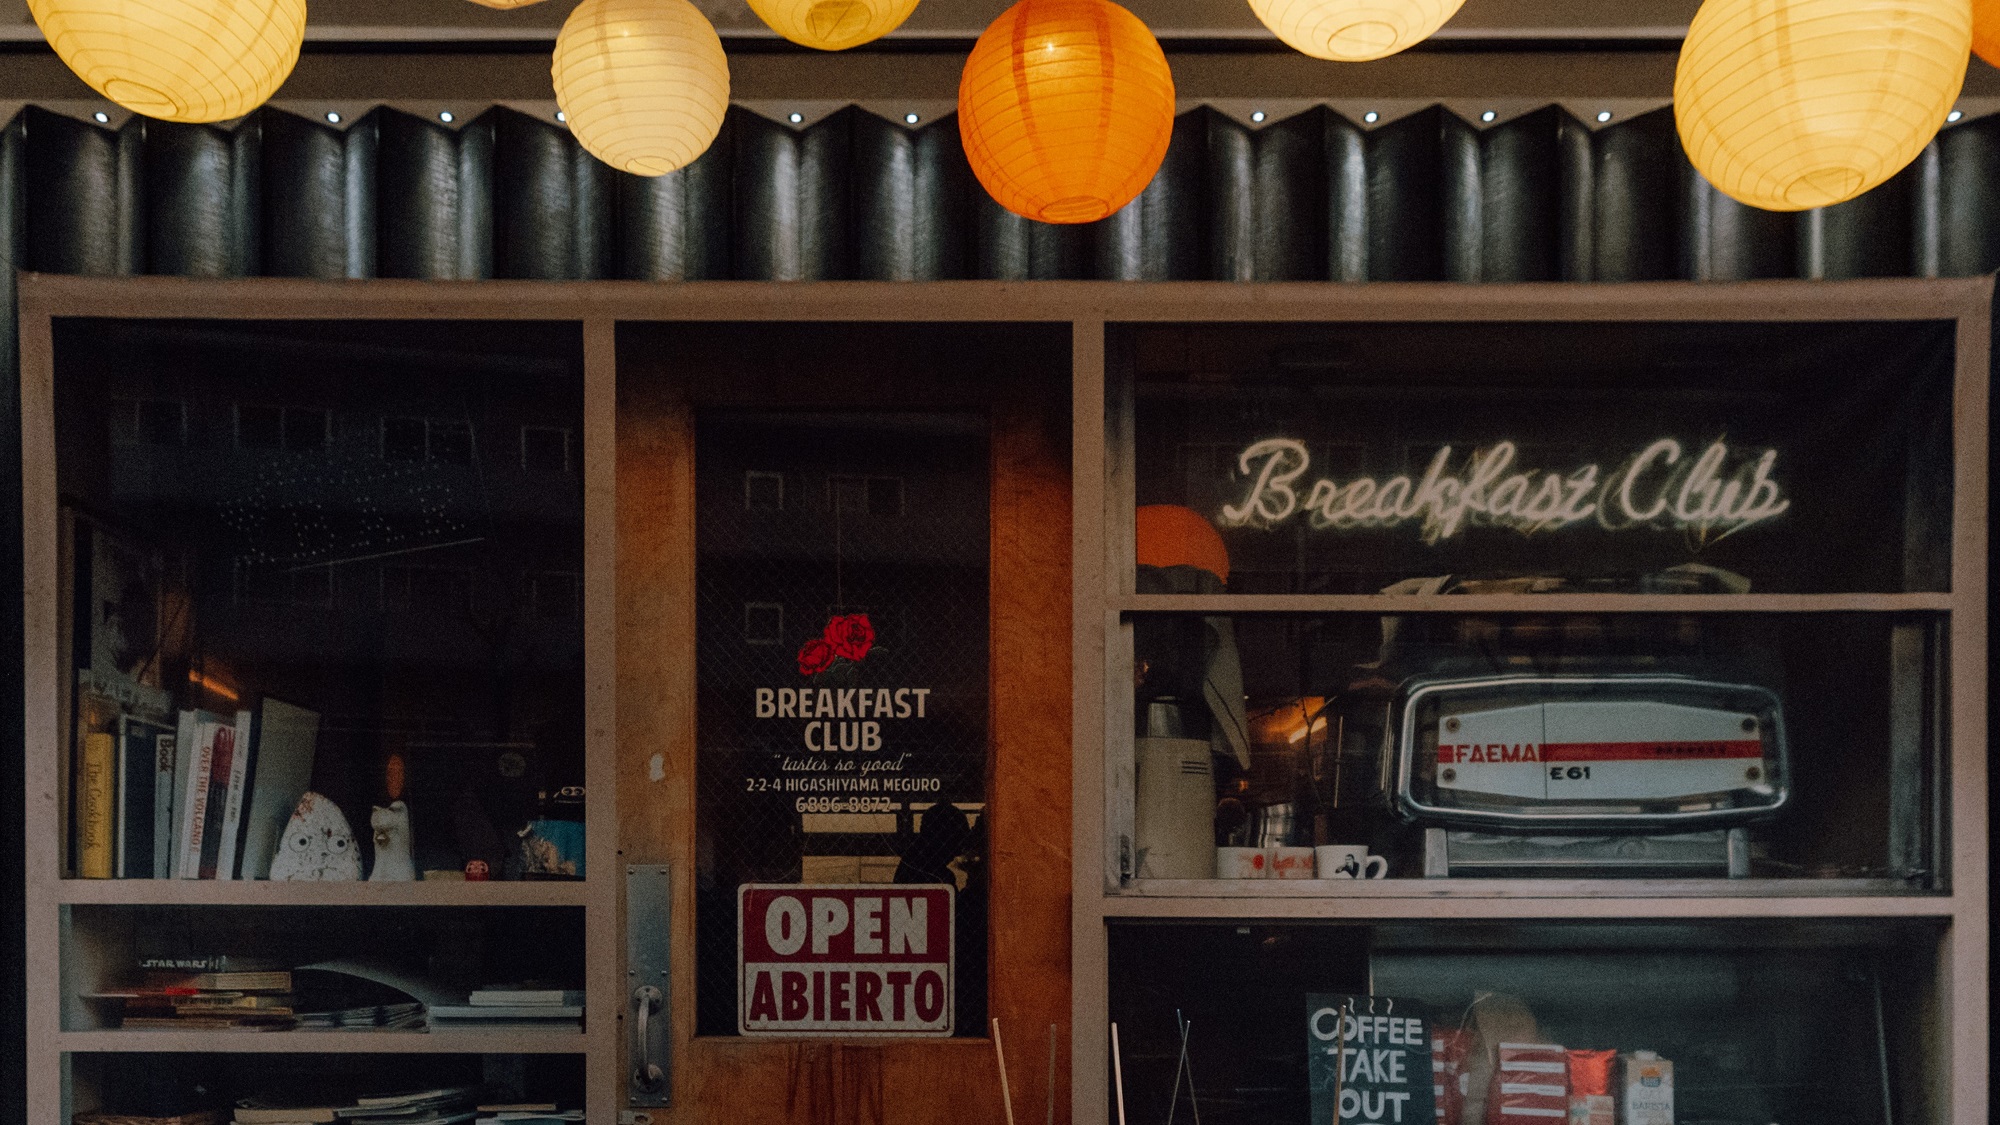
[369,800,416,882]
[268,792,361,881]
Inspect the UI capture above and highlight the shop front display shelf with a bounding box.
[56,1029,589,1055]
[53,879,591,908]
[1112,875,1933,899]
[1114,593,1960,614]
[1097,891,1960,921]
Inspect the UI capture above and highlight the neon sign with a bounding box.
[1219,438,1789,542]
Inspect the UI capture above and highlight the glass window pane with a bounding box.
[1122,321,1955,594]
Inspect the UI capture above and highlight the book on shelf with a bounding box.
[78,730,117,878]
[466,988,582,1007]
[172,708,234,879]
[139,954,275,972]
[72,1104,227,1112]
[118,715,176,879]
[73,669,174,879]
[233,1097,344,1123]
[235,698,320,879]
[73,1113,225,1125]
[426,1003,582,1021]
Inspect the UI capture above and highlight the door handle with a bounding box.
[627,864,672,1106]
[632,986,665,1091]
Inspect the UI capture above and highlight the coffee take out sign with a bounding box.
[739,884,955,1036]
[1219,437,1790,543]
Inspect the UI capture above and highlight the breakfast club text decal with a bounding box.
[739,613,946,800]
[1221,438,1791,543]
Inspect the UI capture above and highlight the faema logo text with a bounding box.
[738,884,954,1036]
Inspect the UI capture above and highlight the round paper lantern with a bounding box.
[1245,0,1466,62]
[958,0,1175,224]
[1975,0,2000,67]
[747,0,919,49]
[554,0,730,177]
[28,0,306,123]
[1675,0,1971,211]
[1136,505,1230,585]
[466,0,551,7]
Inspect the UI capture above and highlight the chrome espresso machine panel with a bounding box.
[1395,675,1789,832]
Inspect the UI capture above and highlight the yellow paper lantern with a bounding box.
[1974,0,2000,66]
[1675,0,1971,211]
[465,0,550,7]
[958,0,1176,224]
[747,0,919,49]
[553,0,730,177]
[1245,0,1466,62]
[28,0,306,123]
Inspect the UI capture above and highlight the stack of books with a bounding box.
[426,986,583,1034]
[94,963,297,1032]
[340,1087,482,1125]
[293,1000,424,1031]
[474,1108,582,1124]
[233,1087,481,1125]
[72,669,320,882]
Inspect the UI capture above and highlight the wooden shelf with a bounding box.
[1113,593,1956,615]
[1113,876,1934,900]
[1098,890,1960,921]
[55,880,591,908]
[55,1029,588,1055]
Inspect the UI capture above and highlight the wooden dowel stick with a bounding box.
[993,1017,1019,1125]
[1111,1022,1129,1125]
[1047,1022,1059,1125]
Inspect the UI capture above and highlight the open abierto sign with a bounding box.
[738,884,955,1036]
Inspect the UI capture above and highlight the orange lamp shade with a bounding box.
[1136,505,1230,585]
[28,0,306,124]
[1977,0,2000,66]
[958,0,1176,224]
[553,0,731,176]
[1675,0,1971,211]
[1246,0,1468,62]
[748,0,920,49]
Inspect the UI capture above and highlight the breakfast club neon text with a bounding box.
[1219,438,1789,542]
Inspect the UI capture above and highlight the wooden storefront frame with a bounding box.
[14,275,1990,1125]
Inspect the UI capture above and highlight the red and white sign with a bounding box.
[738,884,954,1036]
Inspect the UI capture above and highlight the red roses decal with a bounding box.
[798,613,874,676]
[796,638,837,676]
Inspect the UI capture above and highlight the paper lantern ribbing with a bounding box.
[28,0,306,123]
[465,0,551,7]
[748,0,919,49]
[1675,0,1971,212]
[958,0,1175,224]
[1975,0,2000,66]
[553,0,730,177]
[1245,0,1466,62]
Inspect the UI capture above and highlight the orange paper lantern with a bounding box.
[1136,505,1230,585]
[1977,0,2000,66]
[958,0,1176,224]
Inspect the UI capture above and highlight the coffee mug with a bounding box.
[1315,844,1388,880]
[1270,846,1317,880]
[1215,846,1269,879]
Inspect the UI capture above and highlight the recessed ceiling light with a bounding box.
[439,111,455,123]
[326,111,341,124]
[1251,110,1266,123]
[93,111,109,124]
[1480,110,1496,123]
[788,112,803,124]
[556,111,567,123]
[1949,109,1964,123]
[1596,110,1613,123]
[1363,111,1379,124]
[905,113,919,124]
